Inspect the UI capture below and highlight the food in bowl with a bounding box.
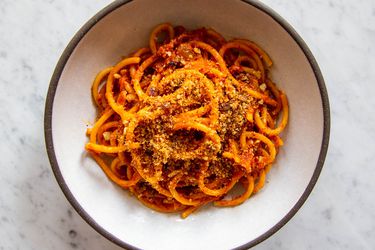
[85,23,288,218]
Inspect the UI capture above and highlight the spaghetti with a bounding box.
[85,23,288,218]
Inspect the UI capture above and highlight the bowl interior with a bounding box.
[50,0,325,249]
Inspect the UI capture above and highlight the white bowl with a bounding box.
[45,0,330,249]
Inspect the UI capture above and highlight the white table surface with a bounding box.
[0,0,374,249]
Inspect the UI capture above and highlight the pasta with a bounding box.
[85,23,288,218]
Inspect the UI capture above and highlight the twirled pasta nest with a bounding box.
[85,23,288,218]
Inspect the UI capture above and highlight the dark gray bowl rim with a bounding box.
[44,0,330,249]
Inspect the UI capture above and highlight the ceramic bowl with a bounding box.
[45,0,330,249]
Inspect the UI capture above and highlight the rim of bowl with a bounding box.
[44,0,330,249]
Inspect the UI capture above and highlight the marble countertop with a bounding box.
[0,0,374,249]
